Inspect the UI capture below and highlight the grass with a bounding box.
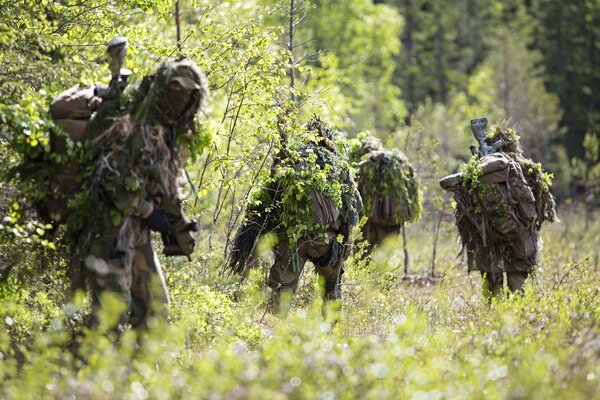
[0,204,598,399]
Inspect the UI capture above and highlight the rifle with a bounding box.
[86,38,133,138]
[94,37,132,104]
[469,117,504,157]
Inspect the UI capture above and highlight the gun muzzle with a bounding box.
[470,117,488,138]
[106,37,128,79]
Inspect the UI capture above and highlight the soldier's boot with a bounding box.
[89,296,129,334]
[267,273,296,315]
[128,295,149,328]
[481,271,503,303]
[268,285,295,315]
[323,270,342,301]
[313,240,342,301]
[507,272,528,296]
[319,271,342,322]
[313,242,343,322]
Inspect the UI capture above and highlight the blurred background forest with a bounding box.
[0,1,599,398]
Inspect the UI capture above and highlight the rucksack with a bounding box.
[451,152,538,261]
[477,153,536,237]
[27,79,128,225]
[16,85,99,225]
[49,85,96,153]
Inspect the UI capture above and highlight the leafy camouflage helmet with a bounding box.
[486,125,522,154]
[357,135,383,157]
[305,115,337,151]
[133,59,208,129]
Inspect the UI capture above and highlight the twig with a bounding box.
[175,0,182,54]
[552,260,586,290]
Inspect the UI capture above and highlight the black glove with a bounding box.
[145,207,172,233]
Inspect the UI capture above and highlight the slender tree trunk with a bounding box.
[431,211,442,277]
[288,0,296,101]
[402,224,409,275]
[175,0,181,53]
[402,0,416,118]
[433,4,447,103]
[502,40,511,118]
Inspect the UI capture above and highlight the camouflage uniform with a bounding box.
[84,60,207,329]
[227,117,361,312]
[267,136,361,309]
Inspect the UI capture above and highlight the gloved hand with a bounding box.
[144,207,172,233]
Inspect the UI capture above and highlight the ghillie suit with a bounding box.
[83,59,207,329]
[440,123,556,298]
[226,116,361,312]
[349,135,422,247]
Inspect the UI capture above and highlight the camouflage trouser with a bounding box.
[363,222,400,247]
[85,226,170,329]
[267,231,342,312]
[481,268,528,300]
[466,240,530,299]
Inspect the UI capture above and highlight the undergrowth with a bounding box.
[0,206,598,399]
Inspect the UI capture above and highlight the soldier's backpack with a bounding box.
[358,149,421,227]
[23,77,131,226]
[292,145,342,230]
[29,60,134,225]
[49,85,97,150]
[14,85,99,225]
[449,152,538,261]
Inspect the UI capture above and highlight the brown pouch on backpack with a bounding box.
[369,195,402,227]
[480,153,511,175]
[50,85,95,120]
[311,189,340,227]
[488,208,521,240]
[511,229,537,260]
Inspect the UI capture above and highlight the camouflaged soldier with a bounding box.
[440,122,556,299]
[349,135,422,248]
[227,117,362,313]
[84,59,208,329]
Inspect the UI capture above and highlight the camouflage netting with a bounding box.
[456,205,501,271]
[92,115,181,193]
[485,125,522,153]
[226,116,360,276]
[225,180,282,276]
[357,147,422,227]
